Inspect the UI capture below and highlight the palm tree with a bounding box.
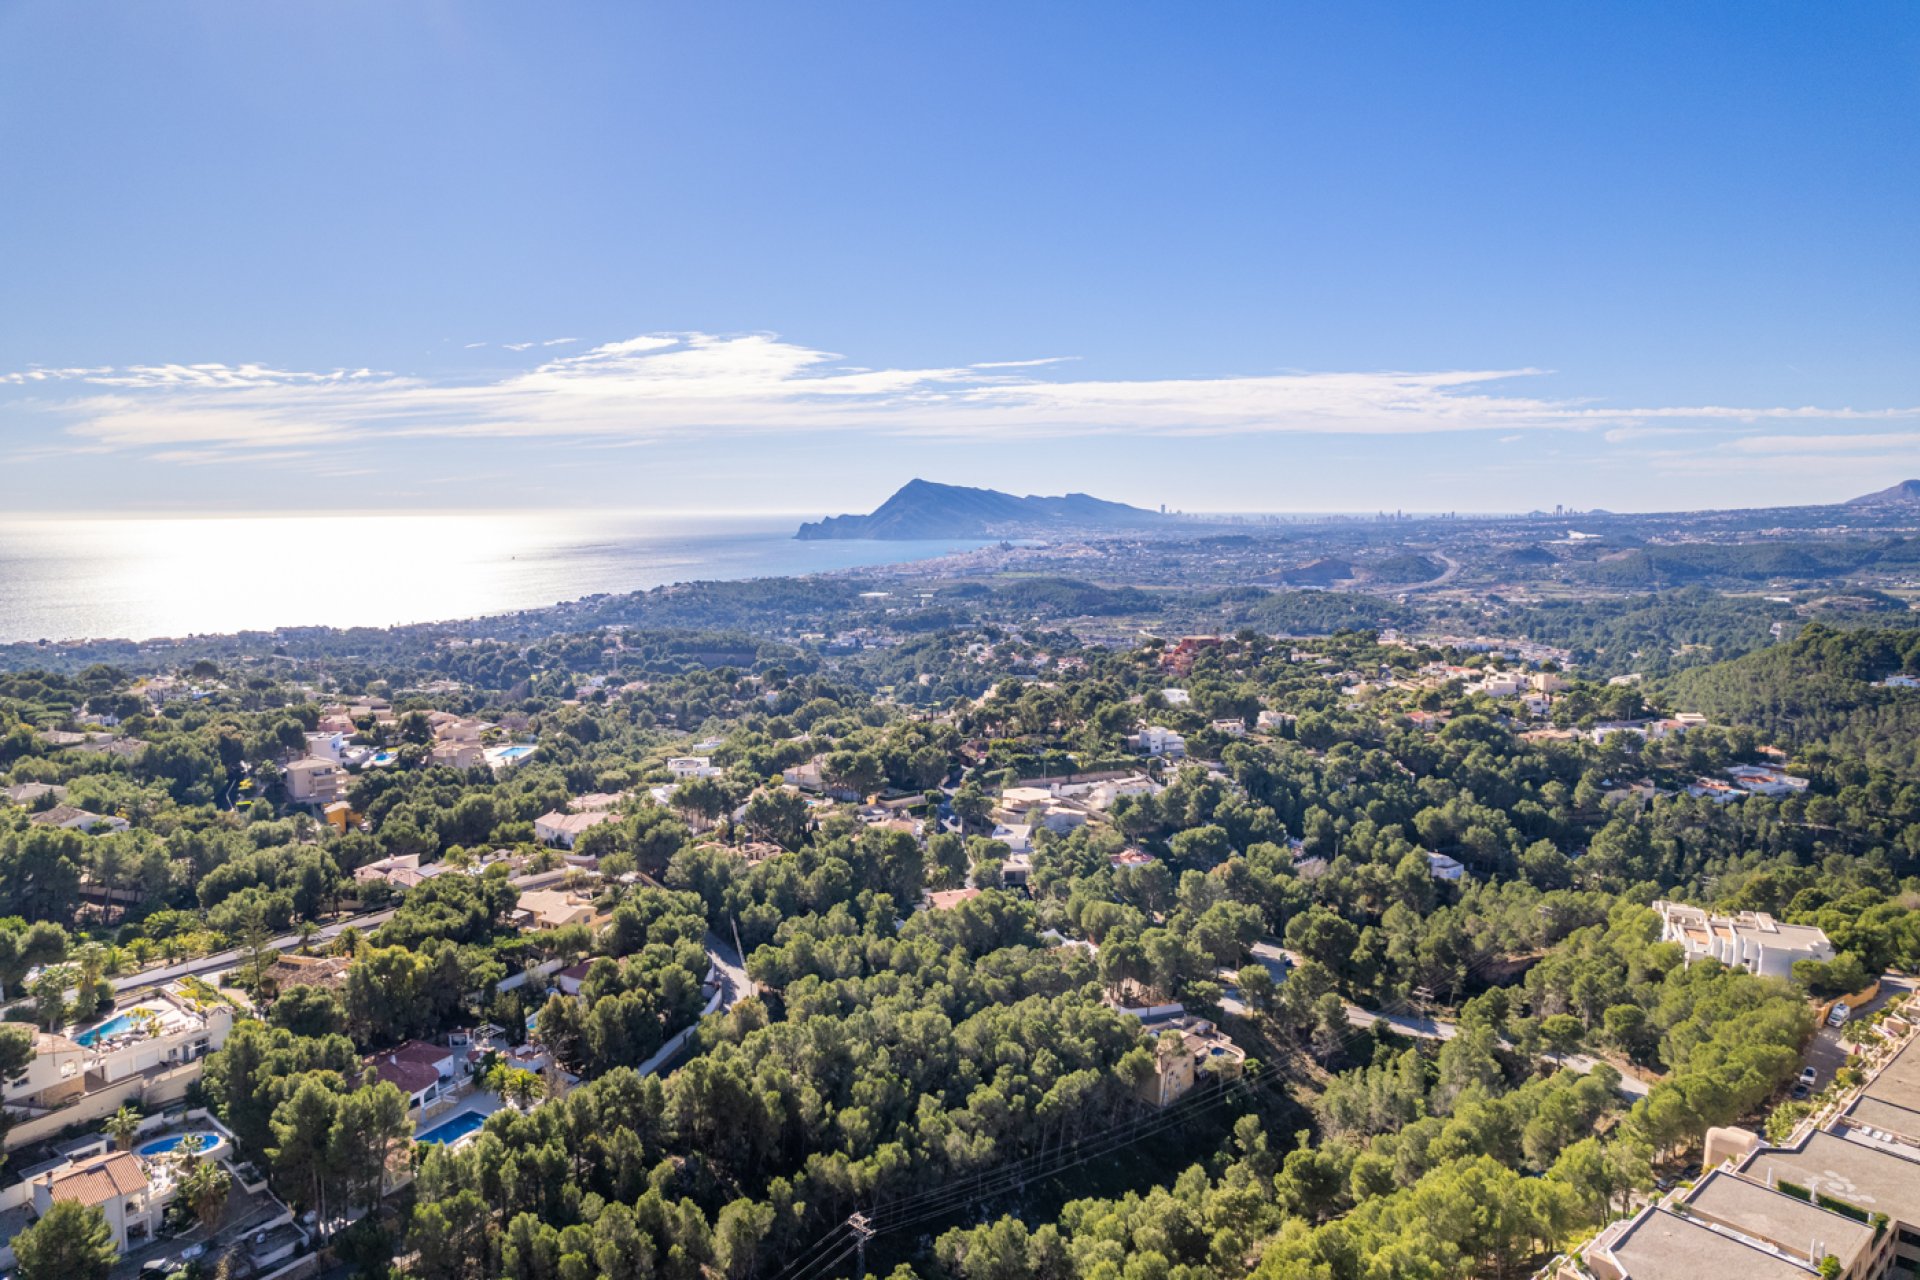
[177,1133,206,1167]
[103,1105,141,1151]
[503,1067,544,1111]
[178,1160,231,1232]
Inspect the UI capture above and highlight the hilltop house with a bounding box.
[1652,901,1833,981]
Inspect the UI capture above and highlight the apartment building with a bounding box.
[1572,1025,1920,1280]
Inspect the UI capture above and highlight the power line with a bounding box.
[772,940,1539,1277]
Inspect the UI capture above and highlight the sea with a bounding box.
[0,512,988,644]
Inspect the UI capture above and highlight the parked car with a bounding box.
[1799,1066,1819,1087]
[1828,1003,1852,1027]
[1791,1083,1811,1099]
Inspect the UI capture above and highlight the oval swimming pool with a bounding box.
[135,1130,224,1158]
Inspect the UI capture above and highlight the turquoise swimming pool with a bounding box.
[136,1130,224,1158]
[492,745,535,762]
[418,1109,487,1145]
[75,1012,138,1046]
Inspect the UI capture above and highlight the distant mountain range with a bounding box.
[795,479,1170,540]
[795,477,1920,542]
[1848,480,1920,508]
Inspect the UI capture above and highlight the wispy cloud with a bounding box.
[7,331,1918,465]
[1732,431,1920,453]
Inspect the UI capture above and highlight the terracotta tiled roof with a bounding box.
[49,1152,147,1207]
[367,1056,440,1095]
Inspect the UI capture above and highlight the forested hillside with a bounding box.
[1666,624,1920,777]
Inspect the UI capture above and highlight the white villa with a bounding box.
[1652,901,1834,981]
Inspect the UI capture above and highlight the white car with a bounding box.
[1827,1003,1851,1027]
[1799,1066,1818,1087]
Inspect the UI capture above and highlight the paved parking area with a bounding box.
[1801,973,1914,1091]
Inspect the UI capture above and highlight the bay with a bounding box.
[0,512,985,643]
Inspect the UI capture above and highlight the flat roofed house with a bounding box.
[997,786,1053,813]
[1134,1016,1245,1108]
[285,756,345,805]
[989,822,1033,854]
[1652,900,1833,980]
[1131,726,1186,758]
[68,991,232,1088]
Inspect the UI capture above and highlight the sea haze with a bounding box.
[0,512,986,643]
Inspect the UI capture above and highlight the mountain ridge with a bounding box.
[795,479,1169,540]
[1848,479,1920,507]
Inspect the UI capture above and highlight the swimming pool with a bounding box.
[490,745,536,763]
[75,1012,139,1046]
[136,1130,225,1158]
[417,1109,488,1146]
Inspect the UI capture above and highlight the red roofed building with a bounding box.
[31,1151,154,1252]
[366,1040,459,1109]
[1160,636,1223,677]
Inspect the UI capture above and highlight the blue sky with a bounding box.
[2,2,1916,517]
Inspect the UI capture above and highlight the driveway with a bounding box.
[1801,973,1915,1091]
[705,930,751,1010]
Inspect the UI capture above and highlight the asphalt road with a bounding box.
[110,905,401,995]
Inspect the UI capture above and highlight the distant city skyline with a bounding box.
[2,2,1915,515]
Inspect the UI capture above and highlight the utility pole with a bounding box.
[848,1212,874,1279]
